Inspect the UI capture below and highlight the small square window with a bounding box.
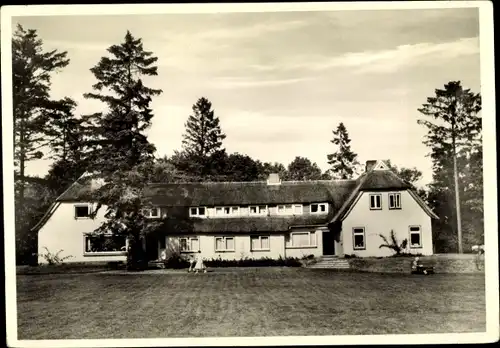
[310,203,327,214]
[75,205,90,218]
[215,236,235,251]
[293,205,303,215]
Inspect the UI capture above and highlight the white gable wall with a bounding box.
[341,190,433,257]
[37,202,127,264]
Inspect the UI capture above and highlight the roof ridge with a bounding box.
[148,179,358,186]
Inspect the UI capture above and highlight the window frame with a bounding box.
[74,204,92,219]
[189,207,207,218]
[249,205,268,216]
[277,204,293,215]
[143,207,163,219]
[214,236,235,252]
[369,194,382,210]
[83,233,127,256]
[310,203,328,214]
[293,204,304,215]
[409,225,422,249]
[179,236,200,253]
[352,227,366,250]
[388,192,402,210]
[286,231,317,248]
[250,235,271,251]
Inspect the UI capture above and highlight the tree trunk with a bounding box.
[18,113,26,209]
[451,113,463,254]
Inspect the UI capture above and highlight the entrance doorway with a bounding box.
[146,235,160,261]
[322,231,336,255]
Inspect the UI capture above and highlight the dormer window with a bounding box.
[189,207,206,217]
[143,207,162,219]
[369,194,382,210]
[250,205,268,215]
[74,204,91,219]
[310,203,328,214]
[277,204,293,215]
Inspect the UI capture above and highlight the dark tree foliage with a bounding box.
[82,30,162,176]
[327,122,360,179]
[256,161,287,181]
[82,31,163,270]
[179,97,226,177]
[12,24,71,205]
[284,156,323,181]
[221,153,262,182]
[417,81,482,253]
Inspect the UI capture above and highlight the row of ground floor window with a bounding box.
[78,226,431,263]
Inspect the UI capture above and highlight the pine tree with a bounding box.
[82,30,162,175]
[417,81,482,253]
[12,24,70,206]
[180,97,226,176]
[44,97,87,193]
[327,123,360,179]
[82,31,163,270]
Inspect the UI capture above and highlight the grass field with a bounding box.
[16,268,485,339]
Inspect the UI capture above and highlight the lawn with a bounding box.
[16,268,486,339]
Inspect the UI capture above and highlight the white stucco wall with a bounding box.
[284,229,324,258]
[165,234,286,260]
[342,190,433,257]
[37,202,127,264]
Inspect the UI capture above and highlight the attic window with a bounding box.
[277,204,293,215]
[190,207,206,217]
[293,204,303,215]
[75,204,91,219]
[215,206,239,216]
[369,194,382,210]
[310,203,328,214]
[143,207,162,219]
[250,205,268,216]
[389,193,401,210]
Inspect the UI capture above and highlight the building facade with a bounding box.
[34,160,438,264]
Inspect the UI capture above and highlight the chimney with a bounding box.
[267,173,281,185]
[365,160,377,172]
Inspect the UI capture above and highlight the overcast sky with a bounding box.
[13,7,481,186]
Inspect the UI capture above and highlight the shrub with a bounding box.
[391,252,423,258]
[379,230,408,255]
[107,261,125,270]
[163,254,190,269]
[344,254,357,259]
[40,247,73,265]
[203,256,302,268]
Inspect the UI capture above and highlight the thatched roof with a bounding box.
[143,180,357,209]
[330,169,438,222]
[33,161,438,232]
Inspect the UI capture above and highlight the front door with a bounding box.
[322,231,335,255]
[146,235,159,261]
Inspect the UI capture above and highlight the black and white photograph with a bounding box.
[2,1,498,347]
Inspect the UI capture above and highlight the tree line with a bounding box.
[12,26,483,267]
